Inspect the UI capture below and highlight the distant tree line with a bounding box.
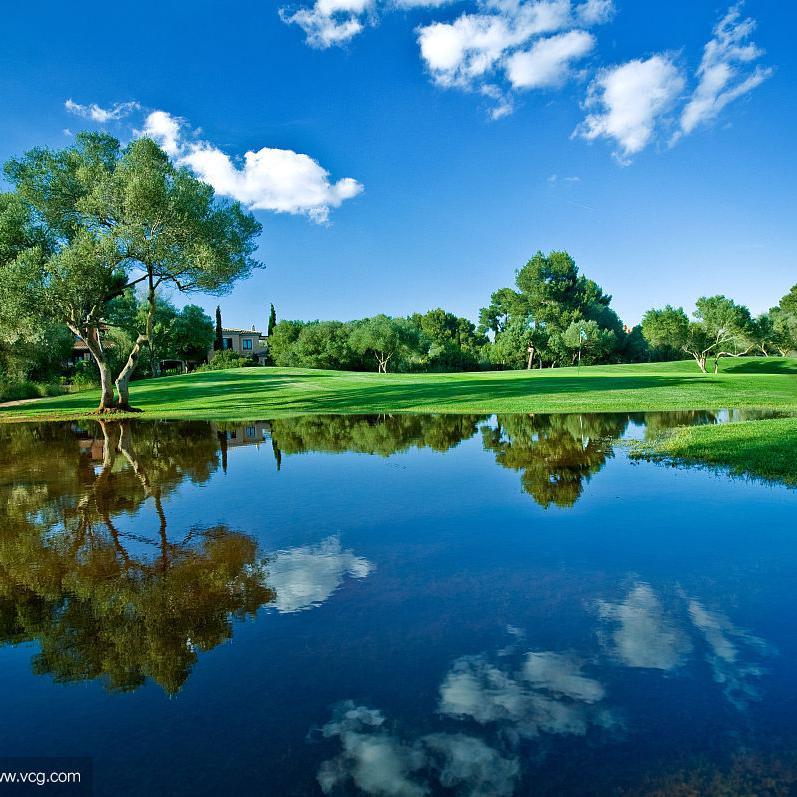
[267,251,797,374]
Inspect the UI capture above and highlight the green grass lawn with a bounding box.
[1,357,795,422]
[633,416,797,486]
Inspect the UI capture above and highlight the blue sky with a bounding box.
[1,0,794,330]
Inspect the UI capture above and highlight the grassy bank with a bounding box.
[1,357,795,422]
[634,416,797,486]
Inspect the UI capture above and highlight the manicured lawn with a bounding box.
[634,416,797,486]
[1,357,795,422]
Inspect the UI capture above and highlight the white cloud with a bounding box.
[138,110,364,223]
[265,535,373,612]
[418,1,572,88]
[64,99,141,123]
[279,0,460,49]
[416,0,614,117]
[597,583,691,670]
[675,3,771,142]
[506,29,595,89]
[574,0,613,26]
[575,55,685,162]
[279,0,374,48]
[139,110,183,157]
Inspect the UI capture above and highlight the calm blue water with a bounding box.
[0,413,795,795]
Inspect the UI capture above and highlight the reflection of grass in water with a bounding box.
[633,416,797,487]
[1,357,797,422]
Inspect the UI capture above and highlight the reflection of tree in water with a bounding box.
[482,412,728,508]
[482,414,628,508]
[630,410,718,440]
[0,421,273,695]
[269,414,487,460]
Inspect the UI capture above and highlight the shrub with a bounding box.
[0,379,65,403]
[196,349,250,371]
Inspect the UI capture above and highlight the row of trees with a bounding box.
[641,286,797,373]
[268,309,487,373]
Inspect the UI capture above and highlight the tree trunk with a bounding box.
[79,326,116,411]
[114,280,156,410]
[115,333,147,410]
[526,346,535,370]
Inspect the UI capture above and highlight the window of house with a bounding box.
[223,338,233,349]
[242,338,253,350]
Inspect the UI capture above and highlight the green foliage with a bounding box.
[268,320,306,367]
[481,250,623,368]
[292,321,356,370]
[642,297,754,373]
[268,303,277,337]
[349,315,424,372]
[1,131,262,410]
[214,305,223,351]
[562,319,616,365]
[196,348,250,371]
[409,308,487,370]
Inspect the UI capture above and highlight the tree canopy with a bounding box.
[0,132,262,410]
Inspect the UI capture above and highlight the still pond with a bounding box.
[0,412,795,795]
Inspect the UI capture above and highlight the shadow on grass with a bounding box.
[721,359,797,374]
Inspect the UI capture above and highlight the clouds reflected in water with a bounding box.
[266,536,373,613]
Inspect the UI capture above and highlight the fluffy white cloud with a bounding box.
[416,0,613,117]
[506,29,595,89]
[265,535,373,612]
[64,99,140,123]
[138,110,364,223]
[139,110,182,157]
[575,55,685,162]
[597,583,691,670]
[675,3,771,142]
[418,0,572,87]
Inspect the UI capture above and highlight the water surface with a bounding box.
[0,412,794,795]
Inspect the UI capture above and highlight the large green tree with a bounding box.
[481,251,624,368]
[0,132,261,410]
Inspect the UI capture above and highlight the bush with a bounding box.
[0,379,65,403]
[67,360,100,390]
[195,349,250,371]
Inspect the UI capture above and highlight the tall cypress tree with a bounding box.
[267,303,277,337]
[214,306,224,351]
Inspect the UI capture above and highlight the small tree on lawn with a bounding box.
[641,296,753,373]
[349,315,420,373]
[268,303,277,337]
